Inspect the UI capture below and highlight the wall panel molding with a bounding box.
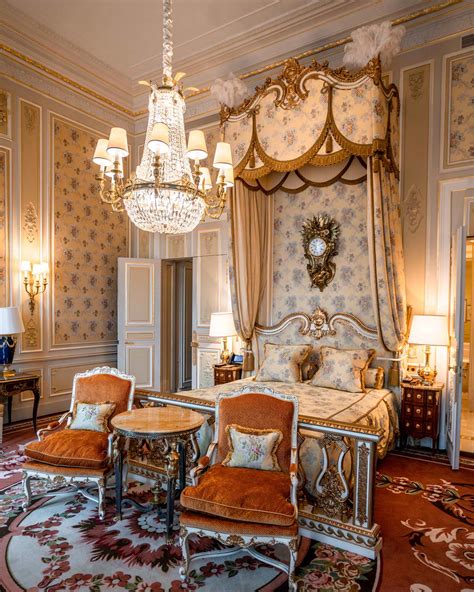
[0,148,10,307]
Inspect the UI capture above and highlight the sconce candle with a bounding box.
[22,260,48,315]
[0,307,25,377]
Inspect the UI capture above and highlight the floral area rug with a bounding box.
[375,454,474,592]
[0,445,378,592]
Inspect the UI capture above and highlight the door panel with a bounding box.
[118,258,161,390]
[447,226,466,469]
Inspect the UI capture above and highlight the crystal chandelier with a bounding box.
[92,0,234,233]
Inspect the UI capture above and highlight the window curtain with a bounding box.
[229,180,273,371]
[367,156,407,352]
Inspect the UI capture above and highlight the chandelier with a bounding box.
[92,0,234,233]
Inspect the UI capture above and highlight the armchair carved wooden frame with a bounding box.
[22,366,136,519]
[179,390,300,592]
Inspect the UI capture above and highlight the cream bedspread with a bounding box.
[191,378,399,494]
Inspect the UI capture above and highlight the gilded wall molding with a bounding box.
[0,149,9,307]
[0,90,12,139]
[23,201,38,243]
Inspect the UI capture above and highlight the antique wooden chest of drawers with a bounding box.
[400,382,443,452]
[213,364,242,386]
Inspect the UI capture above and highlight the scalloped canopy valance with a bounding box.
[222,57,399,182]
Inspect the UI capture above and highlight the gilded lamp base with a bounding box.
[417,347,437,385]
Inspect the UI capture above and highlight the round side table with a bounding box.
[111,406,204,537]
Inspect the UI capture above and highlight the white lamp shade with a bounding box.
[148,122,170,155]
[0,307,25,335]
[93,139,112,167]
[105,156,123,178]
[106,127,129,158]
[200,167,212,191]
[221,167,234,188]
[213,142,233,170]
[187,130,208,161]
[209,312,236,338]
[408,314,449,346]
[21,261,31,273]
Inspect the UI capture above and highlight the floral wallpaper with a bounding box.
[53,118,127,345]
[0,150,7,307]
[273,181,375,327]
[447,50,474,167]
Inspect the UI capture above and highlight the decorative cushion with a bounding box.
[301,359,318,381]
[365,367,385,389]
[222,424,283,471]
[310,346,375,393]
[255,343,312,383]
[180,510,298,537]
[180,464,296,526]
[69,401,116,433]
[24,430,110,469]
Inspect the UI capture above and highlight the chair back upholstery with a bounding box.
[70,367,135,419]
[214,391,297,472]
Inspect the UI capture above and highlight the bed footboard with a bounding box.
[133,390,382,558]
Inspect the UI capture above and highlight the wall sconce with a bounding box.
[21,261,48,315]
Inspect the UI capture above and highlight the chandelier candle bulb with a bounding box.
[105,157,123,178]
[92,139,112,167]
[200,167,213,191]
[106,127,129,158]
[148,122,170,154]
[213,142,233,169]
[187,130,208,161]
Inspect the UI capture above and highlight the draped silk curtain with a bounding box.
[367,157,407,352]
[229,180,273,371]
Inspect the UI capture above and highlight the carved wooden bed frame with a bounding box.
[133,307,392,558]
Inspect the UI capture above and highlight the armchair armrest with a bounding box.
[190,455,210,485]
[37,411,72,441]
[290,461,299,510]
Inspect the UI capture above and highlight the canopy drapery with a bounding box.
[224,55,406,355]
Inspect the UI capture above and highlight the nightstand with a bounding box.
[400,382,443,452]
[213,364,242,386]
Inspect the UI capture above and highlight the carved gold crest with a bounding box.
[301,215,340,291]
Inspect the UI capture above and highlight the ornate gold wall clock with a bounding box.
[301,215,340,291]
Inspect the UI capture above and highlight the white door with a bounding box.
[447,226,466,469]
[118,258,161,390]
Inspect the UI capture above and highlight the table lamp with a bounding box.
[0,307,25,377]
[209,312,237,364]
[408,314,449,385]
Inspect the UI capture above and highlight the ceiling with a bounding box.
[1,0,461,114]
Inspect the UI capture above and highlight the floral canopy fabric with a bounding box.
[225,56,406,355]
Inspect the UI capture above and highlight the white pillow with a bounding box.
[69,401,116,433]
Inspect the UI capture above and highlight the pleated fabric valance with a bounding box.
[222,57,399,183]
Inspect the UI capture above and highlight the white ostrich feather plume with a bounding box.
[343,21,405,69]
[210,73,249,108]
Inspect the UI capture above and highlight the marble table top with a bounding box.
[111,406,205,438]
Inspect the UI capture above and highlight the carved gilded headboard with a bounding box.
[254,306,394,377]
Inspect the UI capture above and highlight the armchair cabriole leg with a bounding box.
[288,537,299,592]
[22,473,32,511]
[179,529,191,581]
[98,477,106,520]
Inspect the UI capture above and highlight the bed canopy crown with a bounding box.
[222,56,399,192]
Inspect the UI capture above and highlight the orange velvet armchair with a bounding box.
[22,366,135,519]
[179,389,300,591]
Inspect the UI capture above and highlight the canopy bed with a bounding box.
[135,54,407,559]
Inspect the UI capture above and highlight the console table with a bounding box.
[0,373,41,435]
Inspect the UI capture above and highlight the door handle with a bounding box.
[124,341,136,345]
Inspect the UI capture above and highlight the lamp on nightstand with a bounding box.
[209,312,237,365]
[408,314,449,385]
[0,307,25,377]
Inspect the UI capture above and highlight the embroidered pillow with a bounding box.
[310,347,375,393]
[69,402,116,433]
[255,343,312,383]
[365,367,385,389]
[222,424,283,471]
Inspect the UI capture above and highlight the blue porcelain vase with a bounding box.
[0,335,16,375]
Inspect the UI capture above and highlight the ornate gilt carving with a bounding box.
[23,201,38,244]
[299,307,335,340]
[301,215,340,291]
[356,442,369,526]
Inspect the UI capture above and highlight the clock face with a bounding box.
[309,237,327,257]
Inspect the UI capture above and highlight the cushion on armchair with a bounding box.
[24,430,110,469]
[180,464,296,526]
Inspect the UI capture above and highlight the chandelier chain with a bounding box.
[162,0,173,81]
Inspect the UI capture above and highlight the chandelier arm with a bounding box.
[162,0,173,82]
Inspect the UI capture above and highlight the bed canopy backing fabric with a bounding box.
[226,56,406,369]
